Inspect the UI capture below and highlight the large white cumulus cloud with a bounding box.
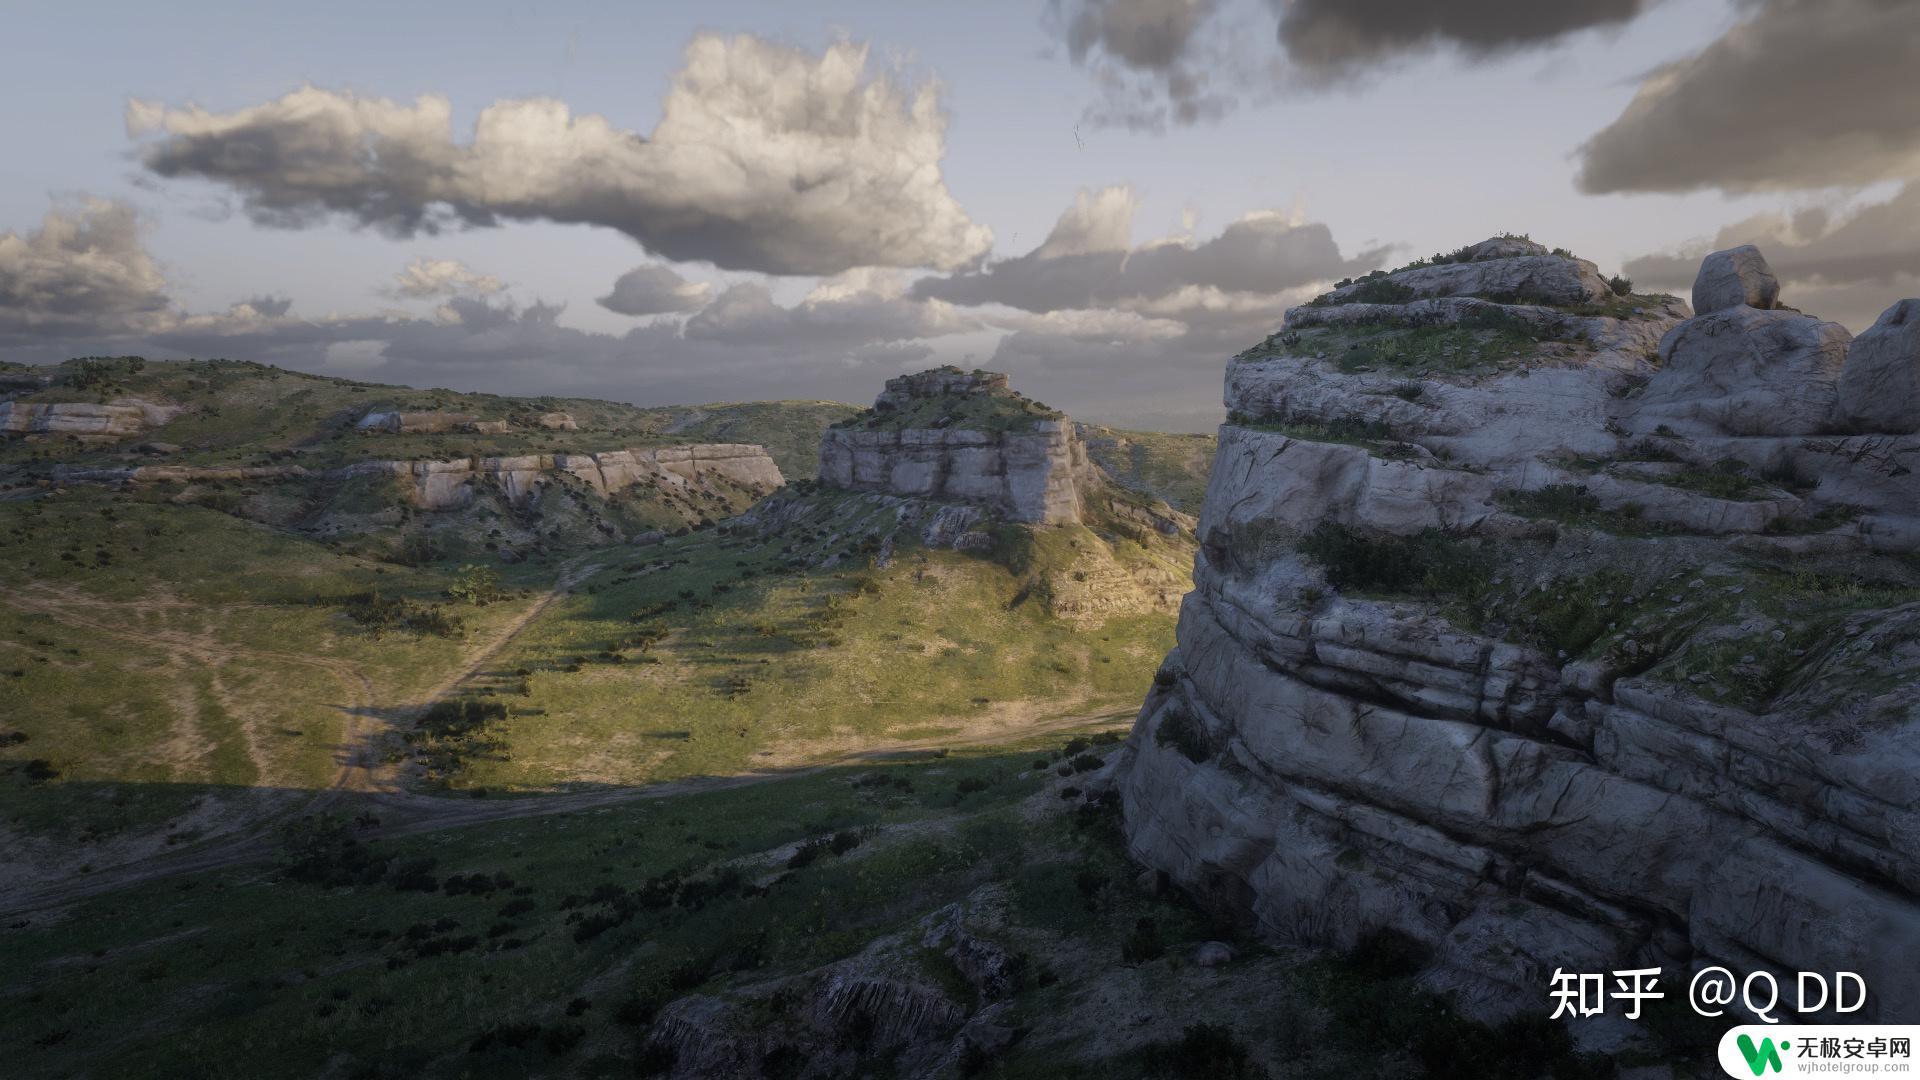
[126,34,992,276]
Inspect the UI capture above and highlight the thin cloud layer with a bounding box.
[390,258,504,300]
[596,264,712,317]
[686,270,977,350]
[0,198,170,341]
[127,34,992,276]
[1278,0,1654,79]
[915,185,1384,314]
[1577,0,1920,194]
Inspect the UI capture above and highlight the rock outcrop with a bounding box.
[1691,244,1780,315]
[1115,238,1920,1028]
[1838,298,1920,434]
[818,368,1095,524]
[353,410,475,434]
[0,399,179,438]
[52,443,783,511]
[1325,236,1615,308]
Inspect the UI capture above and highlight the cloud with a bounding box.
[915,185,1385,313]
[1622,181,1920,329]
[596,263,712,316]
[127,34,992,276]
[1277,0,1656,79]
[685,269,977,350]
[0,198,171,341]
[389,258,504,300]
[1577,0,1920,194]
[1049,0,1279,131]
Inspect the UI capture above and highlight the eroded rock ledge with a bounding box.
[1114,239,1920,1028]
[818,367,1094,524]
[49,443,783,511]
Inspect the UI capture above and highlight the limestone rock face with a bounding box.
[1116,239,1920,1025]
[353,410,474,434]
[537,412,579,431]
[818,368,1093,524]
[1634,306,1849,436]
[1691,244,1780,315]
[53,442,784,512]
[1837,298,1920,433]
[1325,239,1614,307]
[0,399,178,438]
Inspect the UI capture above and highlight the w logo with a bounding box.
[1735,1034,1785,1075]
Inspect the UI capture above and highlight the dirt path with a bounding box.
[0,709,1132,919]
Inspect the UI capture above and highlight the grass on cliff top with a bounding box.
[1236,318,1583,379]
[0,357,856,478]
[830,384,1063,435]
[411,492,1180,793]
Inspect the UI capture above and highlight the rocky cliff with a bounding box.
[1114,238,1920,1028]
[0,398,179,438]
[52,442,782,510]
[818,368,1094,524]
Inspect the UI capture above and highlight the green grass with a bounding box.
[0,732,1210,1080]
[0,488,539,842]
[0,357,856,479]
[1078,426,1216,514]
[418,506,1180,792]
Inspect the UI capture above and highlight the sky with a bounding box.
[3,0,1917,431]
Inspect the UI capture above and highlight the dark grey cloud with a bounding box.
[1623,182,1920,329]
[914,186,1384,313]
[596,264,711,317]
[0,198,171,342]
[1278,0,1654,77]
[126,34,991,276]
[1577,0,1920,194]
[1048,0,1262,131]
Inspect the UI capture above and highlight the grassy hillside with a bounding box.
[394,487,1188,793]
[1078,425,1216,515]
[1,357,855,479]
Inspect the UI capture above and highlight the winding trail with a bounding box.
[1,561,1131,919]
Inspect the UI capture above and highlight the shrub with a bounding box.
[1141,1023,1265,1080]
[1608,274,1633,297]
[446,564,505,605]
[278,814,389,887]
[1154,706,1211,763]
[1121,917,1165,963]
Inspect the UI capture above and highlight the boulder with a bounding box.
[536,412,579,431]
[1690,245,1779,315]
[1633,306,1848,436]
[1837,298,1920,433]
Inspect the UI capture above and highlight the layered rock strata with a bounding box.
[1116,240,1920,1025]
[50,443,783,511]
[818,368,1094,524]
[0,399,180,438]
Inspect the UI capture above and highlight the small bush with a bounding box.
[1154,706,1211,763]
[1141,1023,1266,1080]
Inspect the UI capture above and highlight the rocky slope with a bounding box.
[1113,237,1920,1030]
[818,368,1095,524]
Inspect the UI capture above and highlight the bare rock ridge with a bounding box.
[817,367,1095,524]
[53,443,784,511]
[0,398,180,438]
[1113,239,1920,1030]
